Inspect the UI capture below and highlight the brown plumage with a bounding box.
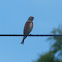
[21,16,34,44]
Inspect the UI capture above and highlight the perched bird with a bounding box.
[21,16,34,44]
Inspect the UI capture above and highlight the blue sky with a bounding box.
[0,0,62,62]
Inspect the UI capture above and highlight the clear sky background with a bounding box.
[0,0,62,62]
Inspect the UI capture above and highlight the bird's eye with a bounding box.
[30,19,32,20]
[29,19,32,21]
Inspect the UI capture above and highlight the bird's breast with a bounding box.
[30,23,33,29]
[28,22,33,33]
[24,21,33,34]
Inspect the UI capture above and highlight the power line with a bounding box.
[0,34,62,36]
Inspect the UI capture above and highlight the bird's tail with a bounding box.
[21,36,27,45]
[21,39,24,45]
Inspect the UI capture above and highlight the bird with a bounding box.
[21,16,34,44]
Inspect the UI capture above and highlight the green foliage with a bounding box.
[33,51,62,62]
[49,26,62,56]
[34,51,54,62]
[33,26,62,62]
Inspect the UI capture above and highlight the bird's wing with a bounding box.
[24,21,33,35]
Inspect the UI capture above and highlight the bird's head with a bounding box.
[28,16,34,21]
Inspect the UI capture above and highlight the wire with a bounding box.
[0,34,62,36]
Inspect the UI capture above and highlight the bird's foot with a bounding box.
[30,34,32,35]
